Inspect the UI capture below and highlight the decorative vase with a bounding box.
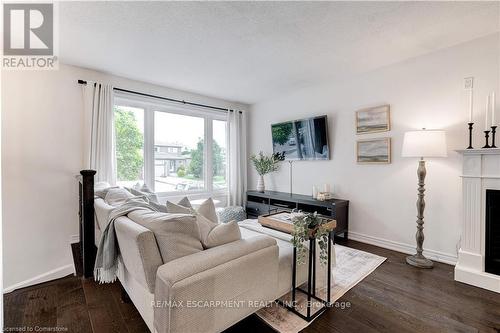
[257,175,265,192]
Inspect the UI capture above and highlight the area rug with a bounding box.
[255,244,386,333]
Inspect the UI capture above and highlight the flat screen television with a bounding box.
[271,115,329,160]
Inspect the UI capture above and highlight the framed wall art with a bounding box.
[357,137,391,164]
[356,105,390,134]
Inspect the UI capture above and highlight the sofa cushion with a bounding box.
[104,187,134,206]
[95,186,119,200]
[196,214,218,247]
[149,200,167,213]
[217,206,246,223]
[95,181,111,191]
[166,197,233,248]
[140,183,154,193]
[127,187,159,204]
[203,220,241,248]
[197,198,218,223]
[177,196,193,209]
[94,198,115,231]
[166,201,192,214]
[166,196,193,213]
[127,209,203,263]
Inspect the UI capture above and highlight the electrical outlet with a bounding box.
[464,77,474,89]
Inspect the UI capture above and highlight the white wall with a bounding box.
[248,34,500,264]
[1,64,247,292]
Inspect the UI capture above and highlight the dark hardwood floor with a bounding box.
[4,239,500,333]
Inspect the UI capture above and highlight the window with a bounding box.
[114,105,144,187]
[213,120,227,190]
[114,94,228,206]
[154,111,205,193]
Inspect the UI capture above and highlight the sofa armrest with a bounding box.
[94,197,114,230]
[115,216,163,293]
[154,235,279,333]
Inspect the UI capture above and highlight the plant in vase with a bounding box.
[291,212,331,265]
[250,151,285,192]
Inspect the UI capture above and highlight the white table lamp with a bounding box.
[402,129,447,268]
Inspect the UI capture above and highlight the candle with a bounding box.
[469,89,473,122]
[312,185,318,199]
[485,95,490,130]
[492,92,496,126]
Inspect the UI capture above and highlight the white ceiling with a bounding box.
[59,1,500,105]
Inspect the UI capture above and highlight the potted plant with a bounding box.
[250,152,285,192]
[291,212,334,265]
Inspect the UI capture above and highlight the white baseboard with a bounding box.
[3,264,75,294]
[348,231,457,265]
[70,234,80,243]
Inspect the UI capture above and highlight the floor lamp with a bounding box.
[402,129,447,268]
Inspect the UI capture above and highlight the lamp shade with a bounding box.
[401,130,447,158]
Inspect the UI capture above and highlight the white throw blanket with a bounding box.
[94,199,158,283]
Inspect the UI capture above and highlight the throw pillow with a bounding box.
[128,187,159,203]
[217,206,246,223]
[140,183,154,193]
[197,198,218,223]
[149,200,167,213]
[177,196,193,209]
[196,214,219,247]
[125,196,149,204]
[166,201,192,214]
[203,220,241,248]
[104,188,134,206]
[164,197,228,248]
[95,186,119,200]
[165,196,193,213]
[127,210,203,263]
[94,181,111,192]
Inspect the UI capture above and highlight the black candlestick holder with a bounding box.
[491,126,497,148]
[483,130,491,148]
[467,123,474,149]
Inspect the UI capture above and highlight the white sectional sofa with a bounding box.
[94,198,308,333]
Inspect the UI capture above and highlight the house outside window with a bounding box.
[114,93,228,207]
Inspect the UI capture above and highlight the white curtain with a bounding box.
[82,82,116,185]
[227,110,247,206]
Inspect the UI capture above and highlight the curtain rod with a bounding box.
[77,79,242,114]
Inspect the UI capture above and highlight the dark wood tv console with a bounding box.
[246,190,349,239]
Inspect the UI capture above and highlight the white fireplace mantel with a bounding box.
[455,148,500,293]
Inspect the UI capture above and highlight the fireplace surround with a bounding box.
[455,149,500,293]
[485,189,500,275]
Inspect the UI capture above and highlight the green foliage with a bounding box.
[176,165,186,177]
[250,152,285,176]
[188,139,204,179]
[115,108,144,181]
[187,138,225,179]
[272,122,293,145]
[291,212,330,265]
[212,140,225,178]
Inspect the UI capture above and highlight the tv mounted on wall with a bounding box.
[271,115,330,161]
